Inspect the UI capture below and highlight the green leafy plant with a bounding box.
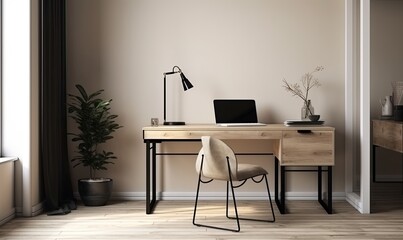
[68,84,122,179]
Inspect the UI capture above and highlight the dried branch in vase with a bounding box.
[282,66,324,115]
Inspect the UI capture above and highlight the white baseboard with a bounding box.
[74,191,346,201]
[15,202,43,217]
[31,202,44,216]
[0,208,15,226]
[346,192,362,213]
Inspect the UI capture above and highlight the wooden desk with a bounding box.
[372,120,403,182]
[143,124,335,214]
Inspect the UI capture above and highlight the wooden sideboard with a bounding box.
[372,120,403,182]
[373,120,403,153]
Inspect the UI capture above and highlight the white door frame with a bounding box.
[359,0,371,214]
[345,0,371,214]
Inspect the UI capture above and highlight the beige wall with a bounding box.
[66,0,345,198]
[371,0,403,180]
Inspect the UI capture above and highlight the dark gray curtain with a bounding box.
[40,0,76,215]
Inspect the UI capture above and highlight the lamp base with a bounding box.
[164,121,186,125]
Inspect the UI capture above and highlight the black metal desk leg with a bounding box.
[274,157,278,205]
[318,166,322,202]
[146,141,151,214]
[373,145,377,182]
[274,157,280,210]
[318,166,332,214]
[274,157,286,214]
[328,166,332,213]
[146,141,157,214]
[281,166,285,213]
[152,142,157,210]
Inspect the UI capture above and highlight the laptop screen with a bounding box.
[213,99,258,124]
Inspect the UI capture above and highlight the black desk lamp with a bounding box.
[163,66,194,125]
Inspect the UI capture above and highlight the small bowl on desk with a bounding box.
[309,114,321,122]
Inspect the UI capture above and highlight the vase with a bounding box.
[380,95,393,117]
[301,100,314,120]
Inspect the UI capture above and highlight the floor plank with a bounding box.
[1,184,403,239]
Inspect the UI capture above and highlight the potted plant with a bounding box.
[68,84,122,206]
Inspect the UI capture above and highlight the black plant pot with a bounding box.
[78,178,113,206]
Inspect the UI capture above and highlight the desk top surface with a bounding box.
[143,123,335,166]
[143,123,334,131]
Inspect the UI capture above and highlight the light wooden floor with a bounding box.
[1,185,403,239]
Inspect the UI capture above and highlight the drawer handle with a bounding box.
[297,130,312,134]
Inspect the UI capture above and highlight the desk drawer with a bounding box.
[281,130,334,166]
[373,120,403,153]
[144,130,283,140]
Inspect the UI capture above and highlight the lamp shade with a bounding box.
[180,72,193,91]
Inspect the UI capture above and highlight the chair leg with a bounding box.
[226,175,275,223]
[225,180,241,231]
[192,170,202,226]
[193,157,240,232]
[193,178,241,232]
[193,158,275,232]
[264,175,276,222]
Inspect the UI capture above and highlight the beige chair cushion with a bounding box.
[196,136,268,181]
[236,163,268,181]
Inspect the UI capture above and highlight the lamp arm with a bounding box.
[163,66,182,76]
[172,65,182,73]
[163,66,181,123]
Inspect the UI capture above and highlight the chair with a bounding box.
[192,136,275,232]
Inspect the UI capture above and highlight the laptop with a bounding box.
[213,99,266,127]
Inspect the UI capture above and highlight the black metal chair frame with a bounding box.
[192,154,276,232]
